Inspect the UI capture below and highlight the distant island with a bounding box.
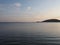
[36,19,60,23]
[42,19,60,22]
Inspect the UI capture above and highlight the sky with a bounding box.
[0,0,60,22]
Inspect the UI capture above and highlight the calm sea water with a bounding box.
[0,22,60,45]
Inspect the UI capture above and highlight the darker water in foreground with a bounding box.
[0,22,60,45]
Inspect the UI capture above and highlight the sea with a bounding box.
[0,22,60,45]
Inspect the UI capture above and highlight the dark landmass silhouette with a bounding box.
[36,19,60,23]
[42,19,60,22]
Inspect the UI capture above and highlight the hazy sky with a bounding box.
[0,0,60,22]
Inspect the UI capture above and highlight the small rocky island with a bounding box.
[36,19,60,23]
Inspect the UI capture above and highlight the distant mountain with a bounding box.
[42,19,60,22]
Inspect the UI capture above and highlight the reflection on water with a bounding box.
[0,22,60,45]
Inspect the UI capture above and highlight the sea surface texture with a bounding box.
[0,22,60,45]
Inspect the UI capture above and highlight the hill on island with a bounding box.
[36,19,60,23]
[42,19,60,22]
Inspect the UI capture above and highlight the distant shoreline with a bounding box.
[36,19,60,23]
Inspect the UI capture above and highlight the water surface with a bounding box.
[0,22,60,45]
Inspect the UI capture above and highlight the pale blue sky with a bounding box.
[0,0,60,22]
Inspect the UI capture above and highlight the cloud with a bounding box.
[0,3,21,11]
[7,3,22,14]
[13,3,21,8]
[8,3,21,9]
[27,6,32,11]
[0,3,22,17]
